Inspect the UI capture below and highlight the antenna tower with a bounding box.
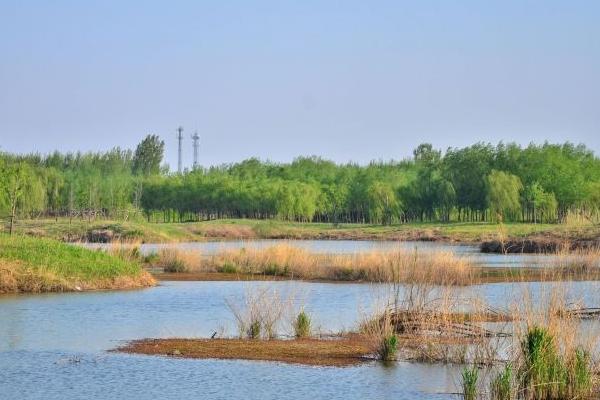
[176,126,184,173]
[191,131,200,170]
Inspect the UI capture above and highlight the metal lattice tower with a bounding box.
[176,126,184,173]
[191,131,200,170]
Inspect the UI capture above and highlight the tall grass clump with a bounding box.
[202,244,475,285]
[490,364,514,400]
[157,248,202,273]
[507,284,597,400]
[226,285,292,340]
[517,326,594,399]
[461,366,479,400]
[294,310,312,338]
[360,311,400,362]
[379,334,398,361]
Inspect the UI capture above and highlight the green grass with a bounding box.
[6,217,599,244]
[519,326,593,399]
[378,334,398,361]
[0,234,153,293]
[461,366,479,400]
[294,311,312,338]
[490,364,513,400]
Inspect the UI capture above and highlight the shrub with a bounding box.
[294,310,311,338]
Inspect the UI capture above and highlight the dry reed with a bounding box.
[180,244,476,285]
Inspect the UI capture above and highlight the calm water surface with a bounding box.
[3,238,599,399]
[3,279,600,399]
[88,239,557,268]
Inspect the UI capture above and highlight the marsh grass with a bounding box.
[490,364,514,400]
[461,366,479,400]
[156,248,203,272]
[184,244,476,285]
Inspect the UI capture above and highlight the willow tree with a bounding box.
[487,170,523,223]
[1,162,45,234]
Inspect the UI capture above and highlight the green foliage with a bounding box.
[487,170,523,222]
[461,366,479,400]
[132,134,165,176]
[248,320,261,339]
[379,334,398,361]
[218,262,238,274]
[163,258,187,273]
[519,326,593,399]
[490,364,513,400]
[2,141,600,226]
[294,310,311,338]
[569,348,593,396]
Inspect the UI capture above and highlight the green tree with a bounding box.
[487,170,523,223]
[132,134,164,176]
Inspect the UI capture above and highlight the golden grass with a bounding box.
[155,248,203,272]
[151,244,600,285]
[176,244,477,285]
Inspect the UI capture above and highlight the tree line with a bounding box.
[1,137,600,228]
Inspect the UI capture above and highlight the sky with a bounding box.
[0,0,599,169]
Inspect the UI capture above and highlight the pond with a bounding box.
[2,279,600,399]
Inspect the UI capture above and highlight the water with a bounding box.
[3,238,599,399]
[1,281,462,399]
[3,279,600,399]
[86,239,556,268]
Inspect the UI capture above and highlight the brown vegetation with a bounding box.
[117,336,373,367]
[153,244,476,285]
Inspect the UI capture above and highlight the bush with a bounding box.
[294,310,311,338]
[461,366,479,400]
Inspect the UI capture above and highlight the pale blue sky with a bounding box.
[0,0,599,169]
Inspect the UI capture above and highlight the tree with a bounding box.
[132,135,164,176]
[487,170,523,223]
[1,162,44,234]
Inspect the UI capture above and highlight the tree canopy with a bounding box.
[1,140,599,226]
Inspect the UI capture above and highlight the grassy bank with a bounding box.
[0,234,155,294]
[7,218,600,246]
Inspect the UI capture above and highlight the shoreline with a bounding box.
[9,219,600,254]
[153,267,600,285]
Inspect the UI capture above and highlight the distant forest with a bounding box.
[1,136,600,228]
